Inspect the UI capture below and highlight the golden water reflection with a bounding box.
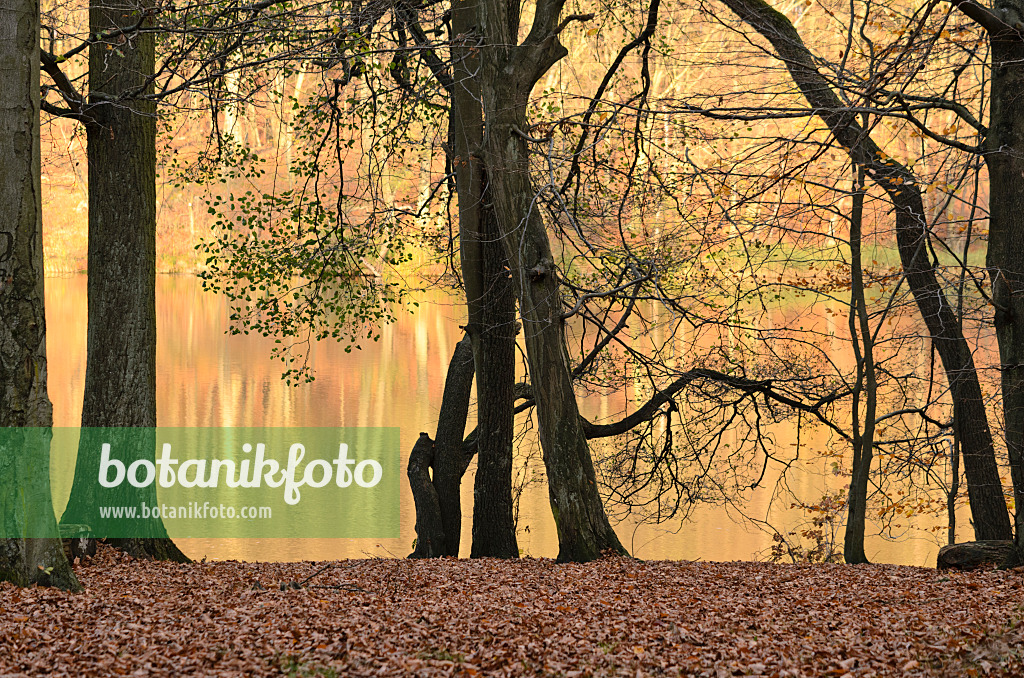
[45,274,945,566]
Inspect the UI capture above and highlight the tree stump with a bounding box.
[407,432,446,558]
[936,540,1013,570]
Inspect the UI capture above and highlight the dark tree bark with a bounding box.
[978,3,1024,565]
[448,6,520,557]
[938,540,1014,570]
[468,187,520,561]
[719,0,1012,542]
[432,335,475,556]
[59,0,187,562]
[408,432,446,558]
[82,0,158,448]
[408,335,477,558]
[410,0,629,562]
[468,190,519,559]
[844,167,876,564]
[476,0,627,562]
[0,0,81,590]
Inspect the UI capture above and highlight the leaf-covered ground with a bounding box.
[2,545,1022,677]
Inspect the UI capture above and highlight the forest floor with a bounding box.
[1,545,1022,677]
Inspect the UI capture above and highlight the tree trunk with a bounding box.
[719,0,1012,542]
[844,167,876,564]
[986,29,1024,565]
[407,432,446,558]
[84,0,157,434]
[408,328,520,559]
[476,0,626,562]
[469,203,519,558]
[449,3,519,558]
[428,334,474,555]
[59,0,187,562]
[0,0,81,590]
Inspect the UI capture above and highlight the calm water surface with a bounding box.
[45,274,944,565]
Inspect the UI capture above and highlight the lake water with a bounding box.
[44,274,946,566]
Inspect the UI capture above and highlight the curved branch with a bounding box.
[947,0,1024,40]
[580,369,848,440]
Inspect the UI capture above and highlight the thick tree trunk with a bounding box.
[0,0,81,590]
[59,0,187,562]
[986,30,1024,565]
[83,0,157,438]
[475,0,626,561]
[450,2,519,558]
[719,0,1012,542]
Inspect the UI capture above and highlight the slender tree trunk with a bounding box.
[986,30,1024,565]
[719,0,1012,542]
[60,0,187,562]
[844,166,875,564]
[0,0,81,590]
[476,0,626,561]
[948,433,960,545]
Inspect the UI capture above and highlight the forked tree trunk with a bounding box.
[476,0,627,562]
[59,0,187,562]
[0,0,81,590]
[408,336,475,558]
